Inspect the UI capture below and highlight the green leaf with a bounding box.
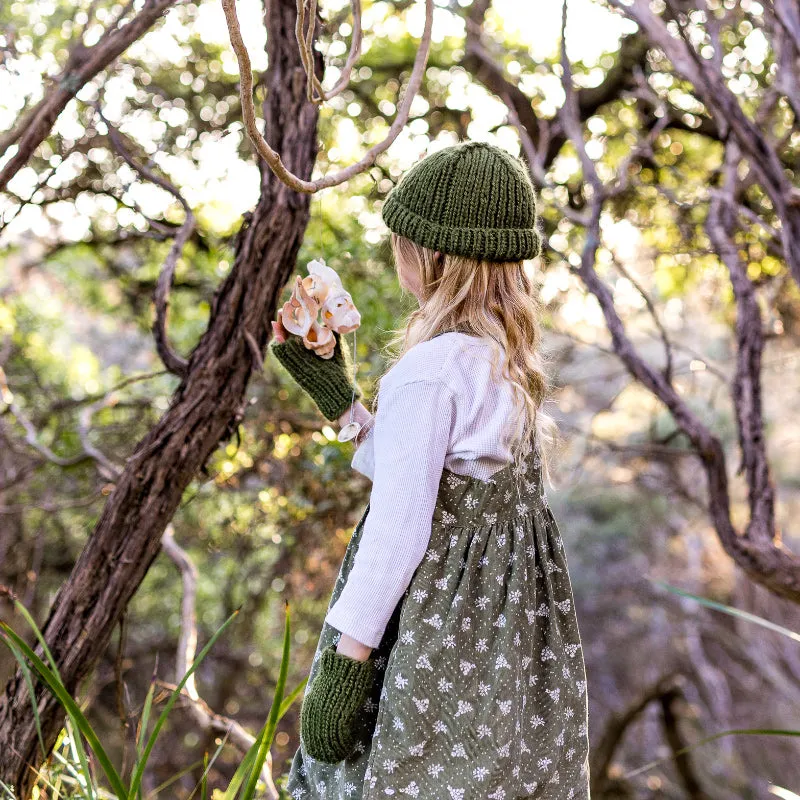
[127,609,240,798]
[0,623,126,799]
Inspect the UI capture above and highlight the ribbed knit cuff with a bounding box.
[382,194,542,263]
[269,333,362,421]
[300,644,375,763]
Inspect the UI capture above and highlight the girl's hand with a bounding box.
[269,326,363,421]
[336,632,373,662]
[336,400,374,444]
[271,313,289,343]
[300,642,374,763]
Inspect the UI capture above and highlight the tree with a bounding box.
[0,0,324,788]
[465,0,800,603]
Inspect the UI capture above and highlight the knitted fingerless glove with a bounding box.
[300,643,375,764]
[269,331,362,422]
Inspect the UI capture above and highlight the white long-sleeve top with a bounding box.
[324,332,524,648]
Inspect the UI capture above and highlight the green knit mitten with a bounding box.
[269,330,362,421]
[300,643,375,764]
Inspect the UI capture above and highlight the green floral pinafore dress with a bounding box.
[285,442,591,800]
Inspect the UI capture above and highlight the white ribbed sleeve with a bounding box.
[324,378,456,648]
[350,416,376,480]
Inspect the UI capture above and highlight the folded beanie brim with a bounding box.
[382,192,541,263]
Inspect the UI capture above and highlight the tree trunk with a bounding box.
[0,0,321,791]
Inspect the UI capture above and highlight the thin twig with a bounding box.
[0,366,91,469]
[161,525,278,798]
[609,251,674,384]
[96,104,193,377]
[295,0,363,103]
[78,399,123,481]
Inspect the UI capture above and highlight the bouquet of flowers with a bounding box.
[277,259,361,359]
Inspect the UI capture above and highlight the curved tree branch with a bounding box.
[461,0,800,604]
[706,140,775,541]
[221,0,434,193]
[607,0,800,286]
[0,0,325,787]
[556,0,800,602]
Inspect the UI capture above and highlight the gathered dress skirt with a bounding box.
[285,445,591,799]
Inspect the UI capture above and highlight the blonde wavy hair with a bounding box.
[370,232,557,478]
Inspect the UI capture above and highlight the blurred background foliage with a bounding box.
[1,0,800,796]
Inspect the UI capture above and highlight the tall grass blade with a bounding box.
[221,733,260,800]
[624,727,800,780]
[278,677,308,719]
[6,638,46,758]
[136,678,156,765]
[223,674,306,799]
[240,601,293,800]
[11,600,95,800]
[201,752,209,800]
[127,609,240,799]
[652,580,800,643]
[66,717,95,800]
[0,623,125,799]
[186,734,229,800]
[145,759,203,798]
[13,600,59,672]
[222,603,300,800]
[186,731,230,800]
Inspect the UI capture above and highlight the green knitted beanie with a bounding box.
[381,141,541,263]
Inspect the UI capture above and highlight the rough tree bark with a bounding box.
[0,0,321,790]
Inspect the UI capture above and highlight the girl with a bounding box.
[270,141,590,800]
